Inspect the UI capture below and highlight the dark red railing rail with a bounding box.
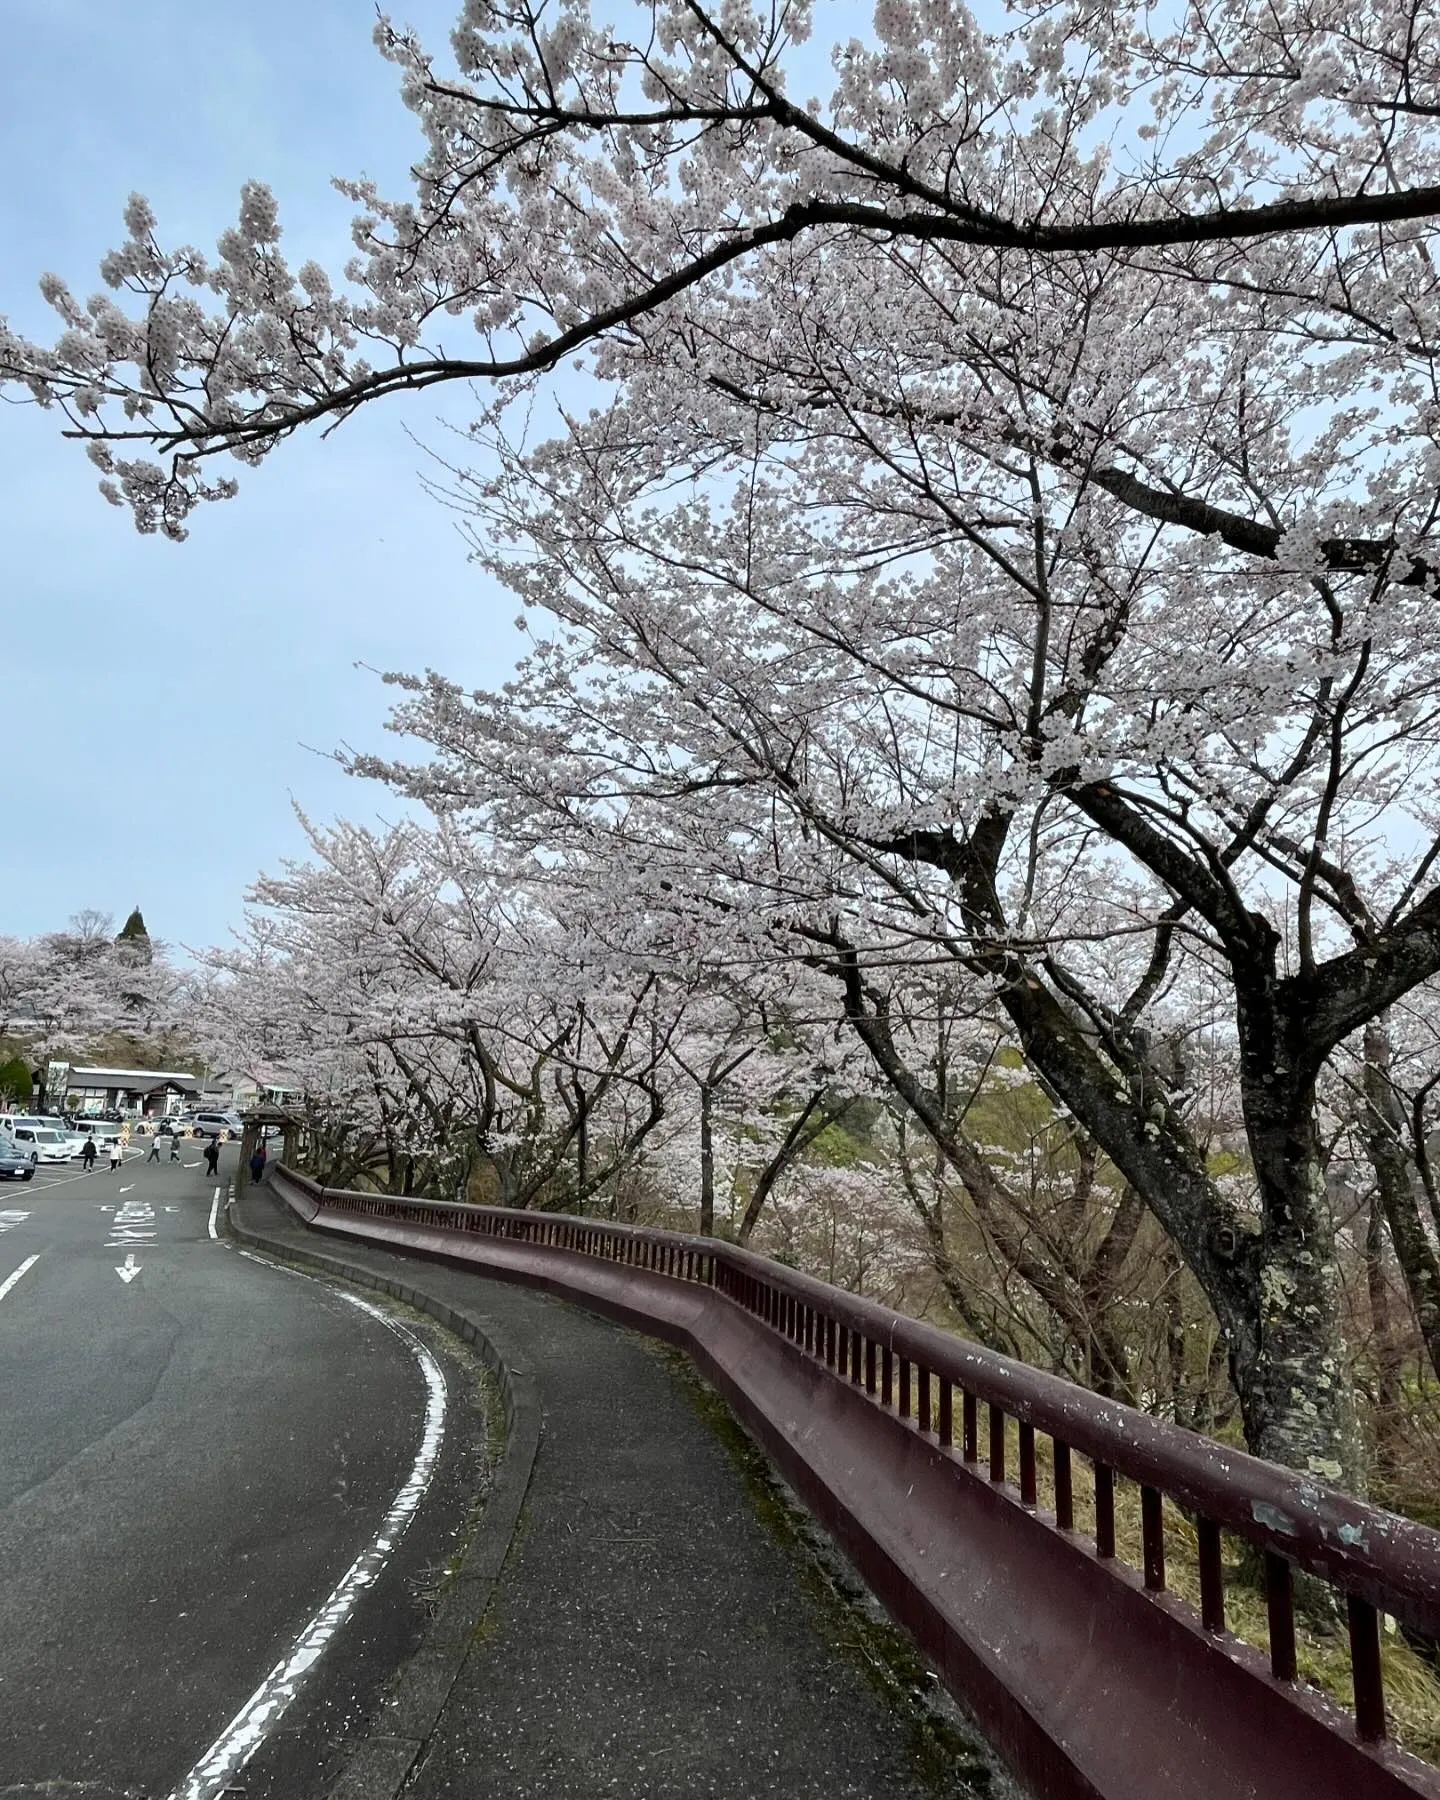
[261,1159,1440,1792]
[272,1168,1440,1764]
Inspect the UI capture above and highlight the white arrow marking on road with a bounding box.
[115,1254,141,1283]
[118,1185,133,1194]
[0,1254,39,1303]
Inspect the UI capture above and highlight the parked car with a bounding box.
[72,1119,124,1150]
[6,1126,72,1164]
[0,1139,35,1181]
[48,1124,87,1159]
[177,1111,242,1140]
[2,1114,50,1133]
[2,1115,78,1154]
[37,1117,88,1157]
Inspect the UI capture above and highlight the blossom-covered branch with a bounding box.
[4,0,1439,533]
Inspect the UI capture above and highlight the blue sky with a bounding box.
[1,0,523,956]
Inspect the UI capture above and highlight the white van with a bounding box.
[2,1116,85,1159]
[3,1124,72,1164]
[71,1118,125,1150]
[2,1115,52,1138]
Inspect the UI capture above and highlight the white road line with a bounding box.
[26,1166,96,1191]
[207,1187,221,1240]
[105,1197,157,1250]
[0,1254,39,1304]
[167,1259,446,1800]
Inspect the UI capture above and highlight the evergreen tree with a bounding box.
[0,1056,34,1108]
[116,907,153,979]
[116,907,149,944]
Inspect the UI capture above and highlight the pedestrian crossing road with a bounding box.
[3,1142,216,1195]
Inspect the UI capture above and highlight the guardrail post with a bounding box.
[1198,1520,1225,1633]
[989,1404,1006,1483]
[1266,1553,1297,1683]
[1053,1441,1073,1530]
[1347,1596,1386,1742]
[1095,1464,1115,1559]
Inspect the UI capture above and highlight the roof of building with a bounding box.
[69,1067,200,1089]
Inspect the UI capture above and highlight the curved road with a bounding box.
[0,1147,457,1799]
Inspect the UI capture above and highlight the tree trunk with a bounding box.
[1078,1181,1144,1404]
[1004,936,1358,1484]
[1364,1196,1405,1489]
[969,968,1266,1425]
[1156,1239,1189,1422]
[736,1091,850,1246]
[1236,1030,1358,1486]
[698,1080,715,1237]
[1363,1021,1440,1386]
[825,906,1357,1481]
[903,1170,1015,1351]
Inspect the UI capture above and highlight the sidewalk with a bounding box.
[229,1184,1001,1800]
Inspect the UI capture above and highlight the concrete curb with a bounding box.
[221,1187,542,1800]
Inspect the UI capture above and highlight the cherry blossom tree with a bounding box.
[7,0,1440,1488]
[0,916,188,1064]
[197,813,693,1200]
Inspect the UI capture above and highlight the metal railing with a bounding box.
[280,1170,1440,1760]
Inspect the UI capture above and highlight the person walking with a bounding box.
[169,1130,182,1163]
[80,1136,97,1171]
[249,1141,267,1185]
[203,1137,220,1177]
[145,1130,162,1164]
[109,1137,123,1172]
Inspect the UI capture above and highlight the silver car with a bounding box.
[181,1111,243,1140]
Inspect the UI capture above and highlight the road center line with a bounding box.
[0,1254,40,1304]
[166,1256,447,1800]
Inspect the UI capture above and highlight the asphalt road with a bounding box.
[0,1148,480,1800]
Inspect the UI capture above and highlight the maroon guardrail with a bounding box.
[266,1165,1440,1800]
